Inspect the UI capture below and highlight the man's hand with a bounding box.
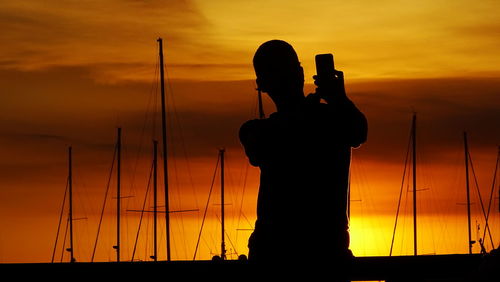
[313,70,346,103]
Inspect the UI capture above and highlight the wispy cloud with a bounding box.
[2,65,498,163]
[350,78,500,165]
[0,0,214,73]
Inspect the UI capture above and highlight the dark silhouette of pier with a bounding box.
[1,253,497,281]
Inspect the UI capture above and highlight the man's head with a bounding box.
[253,40,304,103]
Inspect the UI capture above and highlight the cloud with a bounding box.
[348,78,500,160]
[0,0,213,72]
[452,22,500,39]
[3,0,500,84]
[1,66,498,191]
[2,65,498,166]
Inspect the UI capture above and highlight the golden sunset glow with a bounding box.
[0,0,499,263]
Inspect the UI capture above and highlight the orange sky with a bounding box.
[0,0,499,263]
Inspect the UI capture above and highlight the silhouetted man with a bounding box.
[239,40,367,265]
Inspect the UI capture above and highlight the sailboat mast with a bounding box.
[116,127,121,262]
[412,113,417,256]
[68,146,75,263]
[220,148,226,260]
[153,140,158,262]
[157,38,171,261]
[464,132,473,254]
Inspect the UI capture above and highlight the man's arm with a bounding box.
[314,70,368,148]
[342,99,368,148]
[239,119,263,166]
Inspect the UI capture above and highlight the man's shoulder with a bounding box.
[239,117,276,141]
[240,115,277,130]
[239,119,261,138]
[240,119,261,132]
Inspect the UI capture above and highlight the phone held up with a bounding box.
[313,53,338,100]
[315,53,335,79]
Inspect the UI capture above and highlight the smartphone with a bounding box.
[315,53,335,78]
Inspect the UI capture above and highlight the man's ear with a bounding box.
[299,66,304,83]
